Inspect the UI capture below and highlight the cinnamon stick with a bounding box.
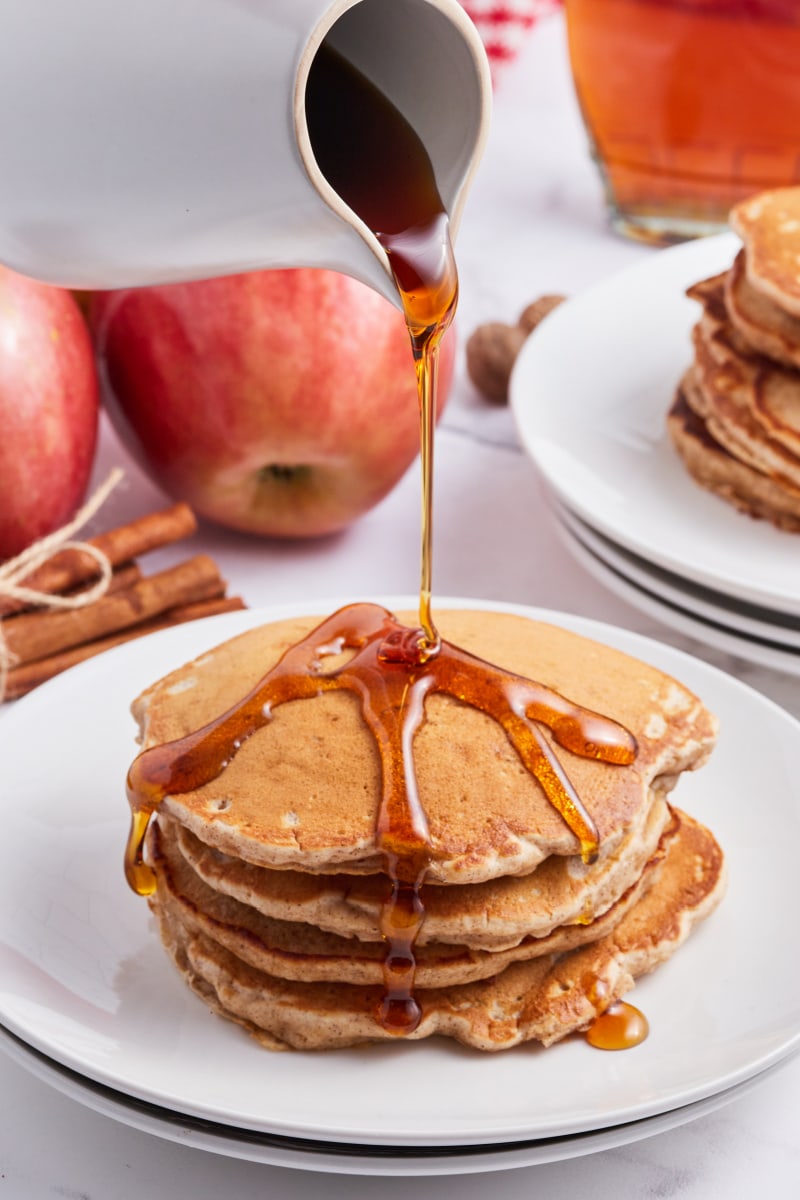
[5,554,225,666]
[1,561,142,634]
[0,502,198,617]
[4,595,247,700]
[88,561,142,597]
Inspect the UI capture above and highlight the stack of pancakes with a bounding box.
[131,608,725,1052]
[669,187,800,531]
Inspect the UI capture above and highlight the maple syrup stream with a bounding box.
[125,43,639,1041]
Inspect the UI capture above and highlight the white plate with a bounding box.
[0,1023,791,1176]
[551,516,800,677]
[510,232,800,616]
[553,498,800,651]
[0,598,799,1149]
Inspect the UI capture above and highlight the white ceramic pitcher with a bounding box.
[0,0,491,306]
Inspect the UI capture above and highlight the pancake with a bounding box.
[131,608,718,885]
[165,795,673,950]
[669,256,800,530]
[130,606,724,1052]
[725,249,800,370]
[149,820,672,988]
[686,270,730,322]
[147,806,678,987]
[696,274,800,461]
[730,187,800,318]
[667,380,800,531]
[152,809,725,1051]
[689,313,800,489]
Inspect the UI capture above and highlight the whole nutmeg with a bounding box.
[518,294,567,335]
[465,322,528,404]
[466,294,567,404]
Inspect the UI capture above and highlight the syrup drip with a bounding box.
[387,214,457,655]
[304,42,457,651]
[125,603,637,1033]
[584,975,649,1051]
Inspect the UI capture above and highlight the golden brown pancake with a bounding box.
[690,315,800,489]
[130,606,724,1052]
[686,271,730,321]
[730,187,800,317]
[698,273,800,460]
[147,806,678,988]
[667,380,800,531]
[151,809,725,1051]
[725,249,800,370]
[132,609,718,885]
[669,257,800,531]
[164,796,673,950]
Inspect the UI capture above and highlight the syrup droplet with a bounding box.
[586,1000,649,1051]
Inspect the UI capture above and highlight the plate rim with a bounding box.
[550,497,800,656]
[550,513,800,677]
[1,1017,796,1176]
[0,1019,792,1176]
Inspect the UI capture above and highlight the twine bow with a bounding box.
[0,467,124,701]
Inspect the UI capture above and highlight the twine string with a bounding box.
[0,468,124,700]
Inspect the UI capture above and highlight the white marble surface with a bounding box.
[2,11,799,1197]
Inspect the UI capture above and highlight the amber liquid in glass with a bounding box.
[566,0,800,243]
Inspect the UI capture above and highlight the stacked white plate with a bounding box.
[510,233,800,676]
[1,600,799,1175]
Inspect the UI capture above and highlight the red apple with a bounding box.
[0,266,99,560]
[90,268,455,538]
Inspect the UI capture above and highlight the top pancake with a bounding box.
[730,188,800,317]
[131,608,717,884]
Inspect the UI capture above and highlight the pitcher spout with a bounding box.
[0,0,490,301]
[297,0,492,305]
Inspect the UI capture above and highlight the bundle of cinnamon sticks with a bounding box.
[2,503,246,700]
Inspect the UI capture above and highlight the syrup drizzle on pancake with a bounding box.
[125,602,636,1034]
